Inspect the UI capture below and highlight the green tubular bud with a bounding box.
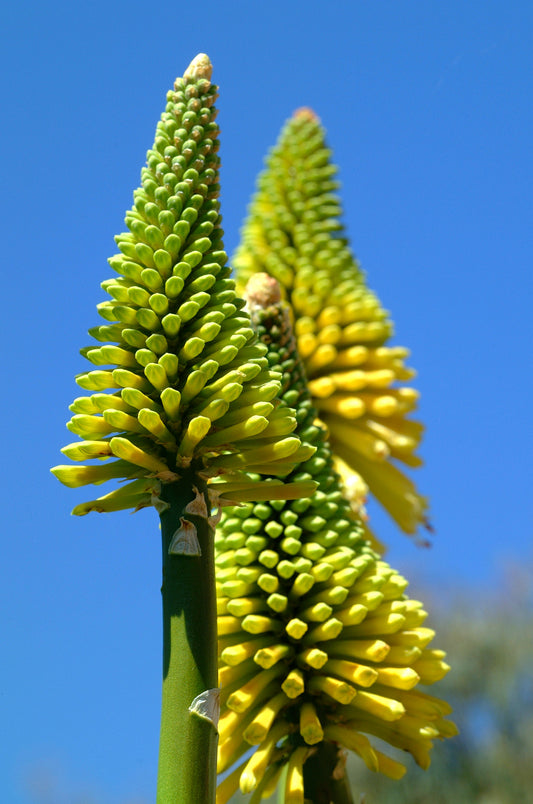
[176,298,201,322]
[102,408,145,433]
[71,477,160,515]
[209,436,301,471]
[111,304,138,326]
[161,313,181,338]
[61,440,113,460]
[164,275,185,298]
[121,387,161,412]
[144,362,169,391]
[69,397,98,414]
[200,415,269,449]
[76,370,120,391]
[158,353,179,378]
[178,336,205,362]
[135,348,157,367]
[136,306,160,331]
[85,345,136,368]
[214,401,275,429]
[51,459,143,488]
[91,393,133,414]
[160,387,181,419]
[178,415,211,457]
[112,368,151,392]
[145,333,168,354]
[197,397,230,422]
[141,268,163,291]
[67,414,116,439]
[179,368,212,404]
[121,328,147,348]
[137,408,176,444]
[72,491,151,516]
[109,436,171,475]
[88,323,124,342]
[266,593,287,613]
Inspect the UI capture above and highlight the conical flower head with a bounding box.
[51,57,316,515]
[216,277,456,803]
[233,109,428,540]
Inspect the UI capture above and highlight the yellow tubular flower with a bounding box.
[216,277,456,801]
[233,109,430,541]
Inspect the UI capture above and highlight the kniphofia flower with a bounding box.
[233,110,429,544]
[51,58,316,514]
[216,275,456,803]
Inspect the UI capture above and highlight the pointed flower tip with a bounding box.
[293,106,321,123]
[183,53,213,82]
[244,272,282,310]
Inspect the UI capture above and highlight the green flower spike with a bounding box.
[51,56,316,804]
[233,109,429,546]
[216,275,456,804]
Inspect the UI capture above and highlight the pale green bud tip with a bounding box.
[183,53,213,82]
[293,106,321,123]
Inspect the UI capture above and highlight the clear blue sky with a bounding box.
[2,1,531,801]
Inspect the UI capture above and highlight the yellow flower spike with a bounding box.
[216,279,455,800]
[233,110,430,543]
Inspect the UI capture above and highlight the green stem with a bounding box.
[156,470,218,803]
[302,741,355,804]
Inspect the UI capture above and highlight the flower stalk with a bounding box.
[157,472,218,802]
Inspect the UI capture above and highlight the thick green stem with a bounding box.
[156,470,218,803]
[302,742,355,804]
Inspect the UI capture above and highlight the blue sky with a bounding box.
[2,1,532,801]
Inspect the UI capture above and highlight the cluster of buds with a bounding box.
[233,109,428,540]
[51,57,316,513]
[216,277,456,803]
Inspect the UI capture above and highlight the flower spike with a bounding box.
[52,64,317,514]
[216,276,456,801]
[233,110,429,541]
